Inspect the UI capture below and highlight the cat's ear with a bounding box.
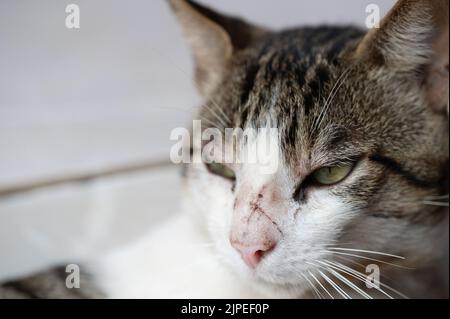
[169,0,267,97]
[355,0,449,113]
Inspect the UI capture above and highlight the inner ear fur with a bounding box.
[169,0,268,97]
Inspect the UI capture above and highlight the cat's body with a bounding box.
[91,212,265,298]
[0,267,103,299]
[1,0,448,299]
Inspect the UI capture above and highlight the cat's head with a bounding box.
[171,0,448,297]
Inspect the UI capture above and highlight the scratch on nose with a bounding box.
[249,198,283,237]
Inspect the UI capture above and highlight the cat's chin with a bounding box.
[225,262,311,298]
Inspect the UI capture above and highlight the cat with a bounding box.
[91,0,449,299]
[2,0,448,299]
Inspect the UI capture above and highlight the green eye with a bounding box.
[206,162,236,180]
[312,164,353,185]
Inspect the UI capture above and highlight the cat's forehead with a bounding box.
[227,27,364,164]
[200,25,440,170]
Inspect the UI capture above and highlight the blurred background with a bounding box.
[0,0,396,282]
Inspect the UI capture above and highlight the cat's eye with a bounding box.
[206,162,236,181]
[312,164,353,185]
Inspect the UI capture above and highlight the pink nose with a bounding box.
[231,241,276,269]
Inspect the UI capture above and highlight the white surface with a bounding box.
[0,0,198,186]
[0,165,181,281]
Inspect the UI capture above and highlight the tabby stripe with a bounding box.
[1,282,39,299]
[369,154,437,188]
[240,63,260,107]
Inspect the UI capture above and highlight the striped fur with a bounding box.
[0,267,103,299]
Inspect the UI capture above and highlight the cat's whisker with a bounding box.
[320,262,373,299]
[424,194,449,199]
[323,260,408,299]
[309,271,334,299]
[333,254,366,269]
[322,250,413,269]
[207,98,233,125]
[309,260,371,299]
[421,194,448,206]
[307,260,357,299]
[191,76,232,124]
[333,254,398,286]
[326,247,405,260]
[149,46,232,127]
[201,104,229,128]
[317,269,351,299]
[312,66,352,134]
[192,114,223,128]
[320,243,400,283]
[300,273,323,299]
[421,200,449,207]
[317,70,351,129]
[319,260,395,299]
[323,242,355,247]
[199,97,232,128]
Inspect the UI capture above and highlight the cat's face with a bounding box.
[172,0,449,297]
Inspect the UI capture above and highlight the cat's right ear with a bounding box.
[169,0,267,97]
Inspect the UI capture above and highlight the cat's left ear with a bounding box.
[355,0,449,113]
[169,0,268,97]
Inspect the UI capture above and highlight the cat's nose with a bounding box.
[231,241,276,269]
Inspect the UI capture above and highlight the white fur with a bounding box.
[91,212,265,298]
[92,127,364,298]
